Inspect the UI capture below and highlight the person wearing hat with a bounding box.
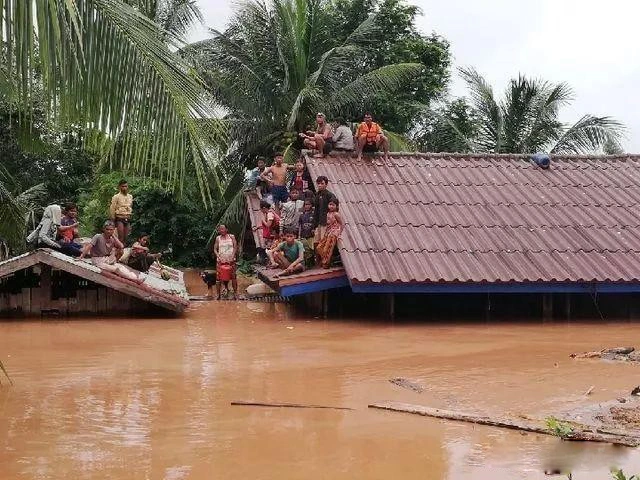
[299,113,334,158]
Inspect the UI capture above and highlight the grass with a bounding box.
[545,416,574,439]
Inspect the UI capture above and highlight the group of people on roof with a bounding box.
[299,112,390,161]
[27,180,162,284]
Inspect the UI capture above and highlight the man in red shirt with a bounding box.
[355,112,390,162]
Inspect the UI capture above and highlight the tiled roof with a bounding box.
[305,153,640,285]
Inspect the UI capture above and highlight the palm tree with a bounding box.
[187,0,422,165]
[451,68,623,154]
[0,168,45,258]
[0,0,222,200]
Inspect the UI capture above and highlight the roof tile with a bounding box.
[306,153,640,285]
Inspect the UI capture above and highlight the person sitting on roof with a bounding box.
[355,112,390,162]
[299,113,334,158]
[267,229,305,276]
[57,202,83,257]
[80,220,143,284]
[332,117,354,153]
[298,198,316,268]
[288,159,313,195]
[127,233,162,273]
[26,204,63,250]
[315,198,344,269]
[260,200,280,250]
[259,152,294,210]
[279,189,304,236]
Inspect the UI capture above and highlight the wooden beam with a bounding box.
[40,264,52,311]
[0,252,40,279]
[368,401,639,447]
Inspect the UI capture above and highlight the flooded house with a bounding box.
[246,152,640,319]
[0,249,189,316]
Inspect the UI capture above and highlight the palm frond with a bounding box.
[551,115,625,155]
[521,81,573,153]
[2,0,223,201]
[459,67,502,152]
[329,63,423,111]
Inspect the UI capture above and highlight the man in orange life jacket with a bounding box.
[355,112,390,162]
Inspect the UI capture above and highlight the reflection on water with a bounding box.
[1,299,640,479]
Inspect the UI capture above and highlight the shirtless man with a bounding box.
[299,113,333,158]
[259,153,294,208]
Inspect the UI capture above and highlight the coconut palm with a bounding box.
[0,168,46,257]
[452,67,623,154]
[187,0,422,165]
[0,0,222,199]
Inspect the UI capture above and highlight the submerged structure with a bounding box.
[246,152,640,318]
[0,249,189,316]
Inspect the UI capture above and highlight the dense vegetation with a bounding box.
[0,0,626,266]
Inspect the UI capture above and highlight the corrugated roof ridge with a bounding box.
[304,151,640,161]
[344,221,640,228]
[341,199,638,207]
[339,247,640,253]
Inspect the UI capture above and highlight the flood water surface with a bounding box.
[2,301,640,479]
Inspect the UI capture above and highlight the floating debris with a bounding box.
[389,377,425,393]
[570,347,640,362]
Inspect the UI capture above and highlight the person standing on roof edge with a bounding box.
[259,153,293,209]
[313,176,337,249]
[213,224,238,300]
[300,113,334,158]
[260,200,280,251]
[110,179,133,244]
[355,112,390,162]
[316,198,344,269]
[332,117,354,153]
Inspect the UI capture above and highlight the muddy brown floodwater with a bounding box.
[2,297,640,479]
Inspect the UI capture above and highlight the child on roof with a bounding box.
[279,189,304,236]
[315,198,344,269]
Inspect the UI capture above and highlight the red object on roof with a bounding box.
[305,153,640,285]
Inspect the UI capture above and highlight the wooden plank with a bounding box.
[0,252,40,279]
[30,287,41,314]
[86,289,98,313]
[21,288,31,315]
[368,402,640,447]
[40,264,52,311]
[97,288,108,313]
[231,401,353,411]
[76,289,87,313]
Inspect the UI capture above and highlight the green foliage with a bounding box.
[78,172,218,267]
[0,0,224,200]
[545,416,574,439]
[413,98,478,152]
[237,257,257,277]
[611,469,639,480]
[451,67,624,154]
[326,0,451,133]
[187,0,428,168]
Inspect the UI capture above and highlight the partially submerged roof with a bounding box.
[0,249,189,312]
[305,152,640,292]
